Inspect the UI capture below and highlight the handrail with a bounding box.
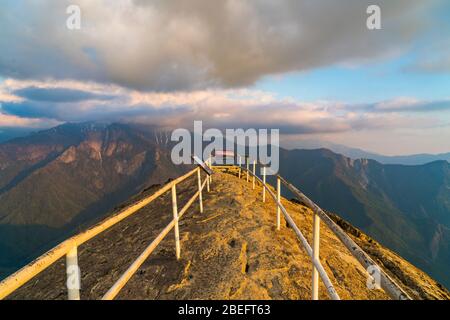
[0,167,203,300]
[217,156,411,300]
[102,178,208,300]
[277,175,411,300]
[0,155,412,300]
[235,165,340,300]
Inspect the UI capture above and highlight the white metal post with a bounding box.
[208,158,212,185]
[262,166,266,202]
[246,158,249,182]
[206,159,210,193]
[197,168,204,213]
[277,177,281,231]
[312,213,320,300]
[66,245,80,300]
[238,156,242,179]
[252,160,256,190]
[171,184,181,260]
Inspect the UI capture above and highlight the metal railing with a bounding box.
[0,155,411,300]
[215,163,339,300]
[0,163,211,300]
[277,175,411,300]
[216,155,411,300]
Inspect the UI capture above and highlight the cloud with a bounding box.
[406,41,450,74]
[0,0,435,91]
[13,87,115,103]
[361,97,450,113]
[403,1,450,74]
[373,97,423,111]
[0,79,441,135]
[0,111,59,129]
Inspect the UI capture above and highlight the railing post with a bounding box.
[262,166,266,202]
[238,156,242,179]
[171,184,181,260]
[206,160,211,193]
[66,245,80,300]
[246,158,249,182]
[209,159,213,185]
[197,167,204,213]
[208,158,212,185]
[312,213,320,300]
[277,176,281,231]
[252,160,256,190]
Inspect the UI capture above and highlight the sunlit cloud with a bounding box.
[0,112,59,128]
[0,79,444,136]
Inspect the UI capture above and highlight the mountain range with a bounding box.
[277,148,450,288]
[0,123,448,291]
[0,123,187,278]
[288,140,450,165]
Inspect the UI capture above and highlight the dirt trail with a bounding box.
[9,169,447,300]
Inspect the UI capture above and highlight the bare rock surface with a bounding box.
[8,170,449,300]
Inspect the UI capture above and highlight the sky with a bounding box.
[0,0,449,155]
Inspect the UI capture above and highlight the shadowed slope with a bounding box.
[0,123,187,278]
[278,148,450,289]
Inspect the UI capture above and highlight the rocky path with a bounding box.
[116,170,387,300]
[9,170,389,300]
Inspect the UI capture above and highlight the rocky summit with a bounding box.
[8,169,449,300]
